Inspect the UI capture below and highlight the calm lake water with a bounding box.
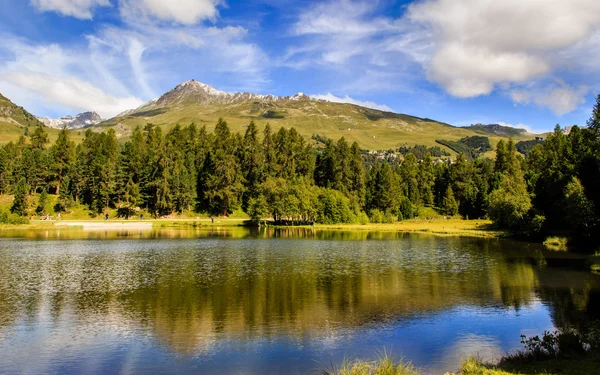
[0,228,599,374]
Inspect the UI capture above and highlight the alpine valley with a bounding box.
[1,80,535,150]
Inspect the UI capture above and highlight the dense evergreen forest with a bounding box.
[1,95,600,248]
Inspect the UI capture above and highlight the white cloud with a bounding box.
[497,121,535,134]
[510,83,589,116]
[0,72,143,118]
[0,39,145,118]
[427,43,549,98]
[407,0,600,101]
[0,2,269,118]
[30,0,111,19]
[283,0,600,115]
[119,0,222,25]
[311,93,393,112]
[534,85,589,116]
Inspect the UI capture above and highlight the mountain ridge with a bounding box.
[91,80,532,150]
[39,111,103,129]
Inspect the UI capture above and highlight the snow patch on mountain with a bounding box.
[39,111,103,129]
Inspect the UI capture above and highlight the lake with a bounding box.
[0,228,598,374]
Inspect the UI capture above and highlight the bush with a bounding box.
[0,211,30,225]
[356,211,370,225]
[398,197,414,221]
[317,189,355,224]
[383,212,396,224]
[369,209,384,224]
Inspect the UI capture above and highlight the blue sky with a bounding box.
[1,0,599,133]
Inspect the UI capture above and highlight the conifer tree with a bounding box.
[50,127,74,196]
[419,153,435,206]
[587,93,600,136]
[30,126,49,150]
[36,188,48,215]
[11,177,28,216]
[262,123,277,178]
[442,186,459,216]
[240,121,264,208]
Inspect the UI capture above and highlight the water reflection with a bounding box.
[0,230,598,374]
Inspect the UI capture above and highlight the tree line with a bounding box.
[1,95,599,248]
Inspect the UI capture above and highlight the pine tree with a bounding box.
[50,127,74,196]
[30,126,49,150]
[11,177,28,216]
[349,142,366,206]
[240,121,264,209]
[419,153,435,206]
[201,119,244,215]
[262,123,277,178]
[587,93,600,136]
[442,186,459,216]
[36,188,48,215]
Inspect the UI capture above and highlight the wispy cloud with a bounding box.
[406,0,600,107]
[311,92,393,111]
[119,0,223,25]
[0,0,269,117]
[282,0,600,116]
[30,0,111,19]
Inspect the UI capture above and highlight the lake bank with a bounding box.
[0,218,504,239]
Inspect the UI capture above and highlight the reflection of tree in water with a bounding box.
[534,267,600,332]
[0,235,599,355]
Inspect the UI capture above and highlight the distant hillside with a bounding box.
[0,93,48,143]
[94,80,534,151]
[0,93,82,144]
[0,93,45,128]
[39,111,102,129]
[462,124,528,137]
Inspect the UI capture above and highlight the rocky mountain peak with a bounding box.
[38,111,103,129]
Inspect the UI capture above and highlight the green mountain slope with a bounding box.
[0,93,45,142]
[0,93,74,144]
[94,81,534,150]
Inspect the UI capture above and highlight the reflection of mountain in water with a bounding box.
[0,233,598,357]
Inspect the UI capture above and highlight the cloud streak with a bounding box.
[30,0,111,19]
[311,93,393,112]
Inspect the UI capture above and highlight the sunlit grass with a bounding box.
[543,236,568,251]
[325,354,420,375]
[315,219,503,238]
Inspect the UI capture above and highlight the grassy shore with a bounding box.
[459,354,600,375]
[313,219,503,238]
[0,218,505,240]
[324,355,600,375]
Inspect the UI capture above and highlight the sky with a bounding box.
[1,0,599,133]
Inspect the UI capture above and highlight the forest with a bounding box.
[1,95,600,248]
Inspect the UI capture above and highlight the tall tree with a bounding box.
[240,121,264,209]
[11,177,28,216]
[49,127,74,195]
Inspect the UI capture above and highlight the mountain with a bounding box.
[462,123,529,137]
[95,80,535,150]
[0,93,45,128]
[0,93,49,143]
[39,111,102,129]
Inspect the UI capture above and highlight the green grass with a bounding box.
[95,98,535,151]
[325,354,420,375]
[543,237,569,251]
[461,354,600,375]
[314,219,503,239]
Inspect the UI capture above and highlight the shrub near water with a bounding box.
[326,354,420,375]
[0,211,29,225]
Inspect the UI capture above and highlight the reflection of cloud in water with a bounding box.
[438,333,504,372]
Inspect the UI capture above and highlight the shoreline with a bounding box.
[0,219,505,239]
